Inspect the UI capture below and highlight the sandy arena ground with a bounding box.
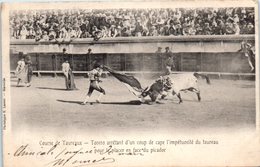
[10,76,256,134]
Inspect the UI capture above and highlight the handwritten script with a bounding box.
[13,142,118,167]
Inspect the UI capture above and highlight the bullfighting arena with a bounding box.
[10,75,256,134]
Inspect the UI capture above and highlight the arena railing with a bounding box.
[10,34,255,45]
[10,70,255,80]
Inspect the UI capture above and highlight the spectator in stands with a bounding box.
[92,26,102,40]
[108,25,118,37]
[149,25,159,36]
[168,20,176,36]
[100,26,108,38]
[194,23,202,35]
[174,9,182,21]
[20,25,28,39]
[11,23,20,39]
[48,28,57,41]
[122,16,131,28]
[159,25,169,36]
[211,19,218,35]
[188,23,196,35]
[81,30,91,38]
[79,20,90,35]
[204,22,212,35]
[42,31,49,41]
[182,22,190,36]
[233,14,239,24]
[246,22,254,34]
[142,27,149,36]
[116,26,122,37]
[175,21,183,36]
[240,20,248,34]
[59,26,69,39]
[134,17,143,37]
[225,21,235,35]
[217,19,226,35]
[247,12,255,25]
[68,27,77,38]
[74,26,82,38]
[121,26,132,37]
[27,26,36,39]
[233,22,240,35]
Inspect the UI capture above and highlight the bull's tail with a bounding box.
[193,73,210,84]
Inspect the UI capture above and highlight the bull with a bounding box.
[141,73,210,103]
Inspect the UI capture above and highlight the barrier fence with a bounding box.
[10,35,256,79]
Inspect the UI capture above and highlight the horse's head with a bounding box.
[140,86,150,97]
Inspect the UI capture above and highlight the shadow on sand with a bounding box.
[11,85,24,87]
[57,99,83,104]
[37,87,69,91]
[56,99,142,105]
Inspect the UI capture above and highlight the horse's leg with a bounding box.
[171,90,182,103]
[153,91,161,103]
[188,87,201,101]
[176,92,183,103]
[171,90,176,101]
[196,92,201,101]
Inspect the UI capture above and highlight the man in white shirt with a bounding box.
[62,60,71,89]
[16,57,26,86]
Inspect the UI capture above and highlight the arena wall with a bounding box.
[10,35,255,78]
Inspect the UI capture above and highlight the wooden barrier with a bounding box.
[10,70,255,80]
[10,52,253,73]
[10,35,256,77]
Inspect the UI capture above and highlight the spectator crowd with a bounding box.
[10,7,255,41]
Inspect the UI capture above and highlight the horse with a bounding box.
[141,76,172,103]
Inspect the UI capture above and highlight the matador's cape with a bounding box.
[103,66,143,97]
